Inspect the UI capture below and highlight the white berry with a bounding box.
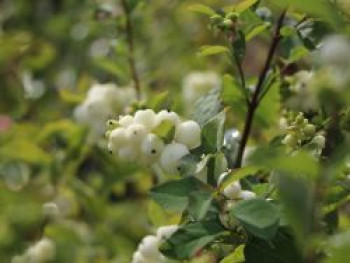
[175,120,201,149]
[239,190,256,200]
[141,133,165,161]
[155,110,180,126]
[126,123,148,143]
[156,225,178,240]
[110,127,127,147]
[118,146,139,161]
[134,109,157,130]
[132,251,146,263]
[138,235,160,259]
[160,143,189,174]
[119,115,134,127]
[223,181,242,199]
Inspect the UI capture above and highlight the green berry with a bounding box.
[303,124,316,136]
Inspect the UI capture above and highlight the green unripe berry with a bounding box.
[210,14,223,24]
[282,133,298,147]
[295,113,305,125]
[226,12,239,21]
[222,19,234,29]
[303,124,316,136]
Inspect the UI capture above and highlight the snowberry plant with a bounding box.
[101,1,350,262]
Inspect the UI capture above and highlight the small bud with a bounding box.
[226,12,239,21]
[210,14,223,24]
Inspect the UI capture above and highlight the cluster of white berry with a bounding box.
[218,173,256,229]
[132,225,178,263]
[218,172,256,201]
[74,83,136,140]
[182,71,220,111]
[12,238,55,263]
[106,109,201,174]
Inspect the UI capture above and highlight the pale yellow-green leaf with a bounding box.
[246,22,271,41]
[0,140,50,165]
[220,245,245,263]
[187,4,216,16]
[226,0,258,13]
[147,200,181,227]
[198,45,230,57]
[218,166,261,192]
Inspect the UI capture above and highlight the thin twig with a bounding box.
[234,9,287,168]
[121,0,141,100]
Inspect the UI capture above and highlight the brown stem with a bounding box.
[121,0,141,100]
[234,10,287,168]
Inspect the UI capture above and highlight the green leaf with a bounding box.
[271,0,343,29]
[192,88,223,126]
[324,231,350,263]
[0,139,50,165]
[93,58,126,78]
[246,22,271,41]
[231,198,279,240]
[149,91,170,112]
[206,153,227,186]
[226,0,258,13]
[220,245,245,263]
[280,26,294,37]
[218,166,261,192]
[152,120,175,144]
[249,147,319,179]
[277,172,314,247]
[221,74,246,119]
[147,200,180,227]
[254,77,281,128]
[244,229,303,263]
[160,220,226,260]
[150,177,204,212]
[187,191,214,221]
[188,4,216,16]
[198,45,230,57]
[201,111,226,154]
[288,45,309,63]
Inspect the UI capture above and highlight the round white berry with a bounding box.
[174,120,201,149]
[160,143,189,174]
[27,238,55,262]
[141,134,165,161]
[138,235,160,259]
[110,127,127,147]
[118,146,139,161]
[126,123,148,143]
[156,225,178,240]
[223,181,242,199]
[119,115,134,127]
[132,251,146,263]
[239,190,256,200]
[134,109,157,130]
[42,202,60,219]
[155,110,180,126]
[312,135,326,149]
